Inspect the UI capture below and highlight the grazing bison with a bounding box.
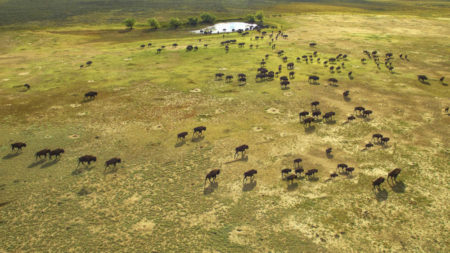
[347,115,356,121]
[372,133,383,141]
[205,169,221,184]
[286,174,297,183]
[280,76,288,81]
[373,177,385,190]
[239,77,247,84]
[299,111,309,120]
[11,142,26,151]
[346,167,354,174]
[312,110,322,118]
[177,132,188,141]
[388,168,401,182]
[235,145,249,159]
[24,83,30,89]
[293,158,302,168]
[193,126,206,136]
[289,71,295,79]
[84,91,98,100]
[287,62,294,70]
[330,173,338,178]
[280,80,290,89]
[303,117,314,127]
[309,42,317,47]
[243,169,257,182]
[281,168,292,178]
[295,168,304,175]
[337,163,348,172]
[86,61,93,66]
[311,101,320,109]
[105,157,121,169]
[78,155,97,166]
[140,45,145,48]
[308,75,320,84]
[49,149,65,159]
[326,148,332,155]
[225,75,233,82]
[328,78,338,86]
[215,73,224,80]
[417,75,428,82]
[186,45,194,51]
[343,90,350,97]
[381,137,390,145]
[354,106,365,114]
[305,169,318,177]
[363,110,372,117]
[365,143,374,149]
[35,149,51,160]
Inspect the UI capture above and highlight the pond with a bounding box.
[192,22,257,34]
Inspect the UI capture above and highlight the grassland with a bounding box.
[0,1,450,252]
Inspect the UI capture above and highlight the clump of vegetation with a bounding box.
[148,18,161,30]
[200,13,216,24]
[169,17,182,28]
[123,18,136,30]
[186,17,199,26]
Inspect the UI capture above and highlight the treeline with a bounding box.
[122,12,264,30]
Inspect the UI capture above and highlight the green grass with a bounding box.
[0,2,449,252]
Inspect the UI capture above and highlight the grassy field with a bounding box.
[0,1,450,252]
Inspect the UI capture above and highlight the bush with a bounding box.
[200,13,216,24]
[187,17,198,26]
[148,18,161,29]
[256,11,264,23]
[169,18,182,29]
[123,18,136,29]
[246,15,256,23]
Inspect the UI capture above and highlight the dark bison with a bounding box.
[326,148,332,155]
[348,115,356,121]
[303,117,314,127]
[235,145,249,159]
[337,163,348,172]
[78,155,97,166]
[11,142,26,151]
[381,137,390,145]
[365,143,374,149]
[287,63,294,70]
[343,90,350,97]
[49,149,65,159]
[215,73,224,80]
[243,169,257,182]
[417,75,428,82]
[35,149,51,160]
[299,111,309,120]
[305,169,318,177]
[281,168,292,178]
[372,133,383,141]
[311,101,320,109]
[330,173,338,178]
[286,174,297,183]
[308,75,320,84]
[346,167,354,174]
[363,110,372,117]
[177,132,188,141]
[84,91,98,100]
[354,106,365,114]
[205,169,221,185]
[388,168,401,182]
[295,168,304,176]
[293,158,302,168]
[105,158,121,168]
[373,177,385,190]
[193,126,207,136]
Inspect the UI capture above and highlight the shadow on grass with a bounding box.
[390,181,406,193]
[287,182,299,191]
[324,120,336,125]
[27,159,46,168]
[203,182,218,195]
[243,180,257,192]
[326,153,334,159]
[175,140,186,148]
[304,125,316,134]
[41,159,59,169]
[191,136,205,143]
[2,153,21,160]
[375,189,388,202]
[307,176,319,182]
[81,98,95,104]
[72,166,95,176]
[104,166,119,175]
[344,97,351,102]
[224,156,248,164]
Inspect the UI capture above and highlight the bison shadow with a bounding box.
[304,126,316,134]
[243,181,257,192]
[307,176,319,182]
[72,166,94,176]
[2,153,21,160]
[191,136,205,143]
[27,159,46,168]
[287,182,299,191]
[225,156,248,164]
[175,140,186,148]
[326,153,334,159]
[324,120,336,125]
[81,98,95,104]
[419,80,430,85]
[203,182,218,195]
[344,97,351,102]
[374,189,388,202]
[40,159,59,169]
[390,181,406,193]
[104,166,119,175]
[348,76,354,80]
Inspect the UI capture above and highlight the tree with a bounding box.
[255,11,264,23]
[148,18,160,30]
[169,18,182,29]
[246,15,256,23]
[123,18,136,30]
[200,13,216,24]
[187,17,198,26]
